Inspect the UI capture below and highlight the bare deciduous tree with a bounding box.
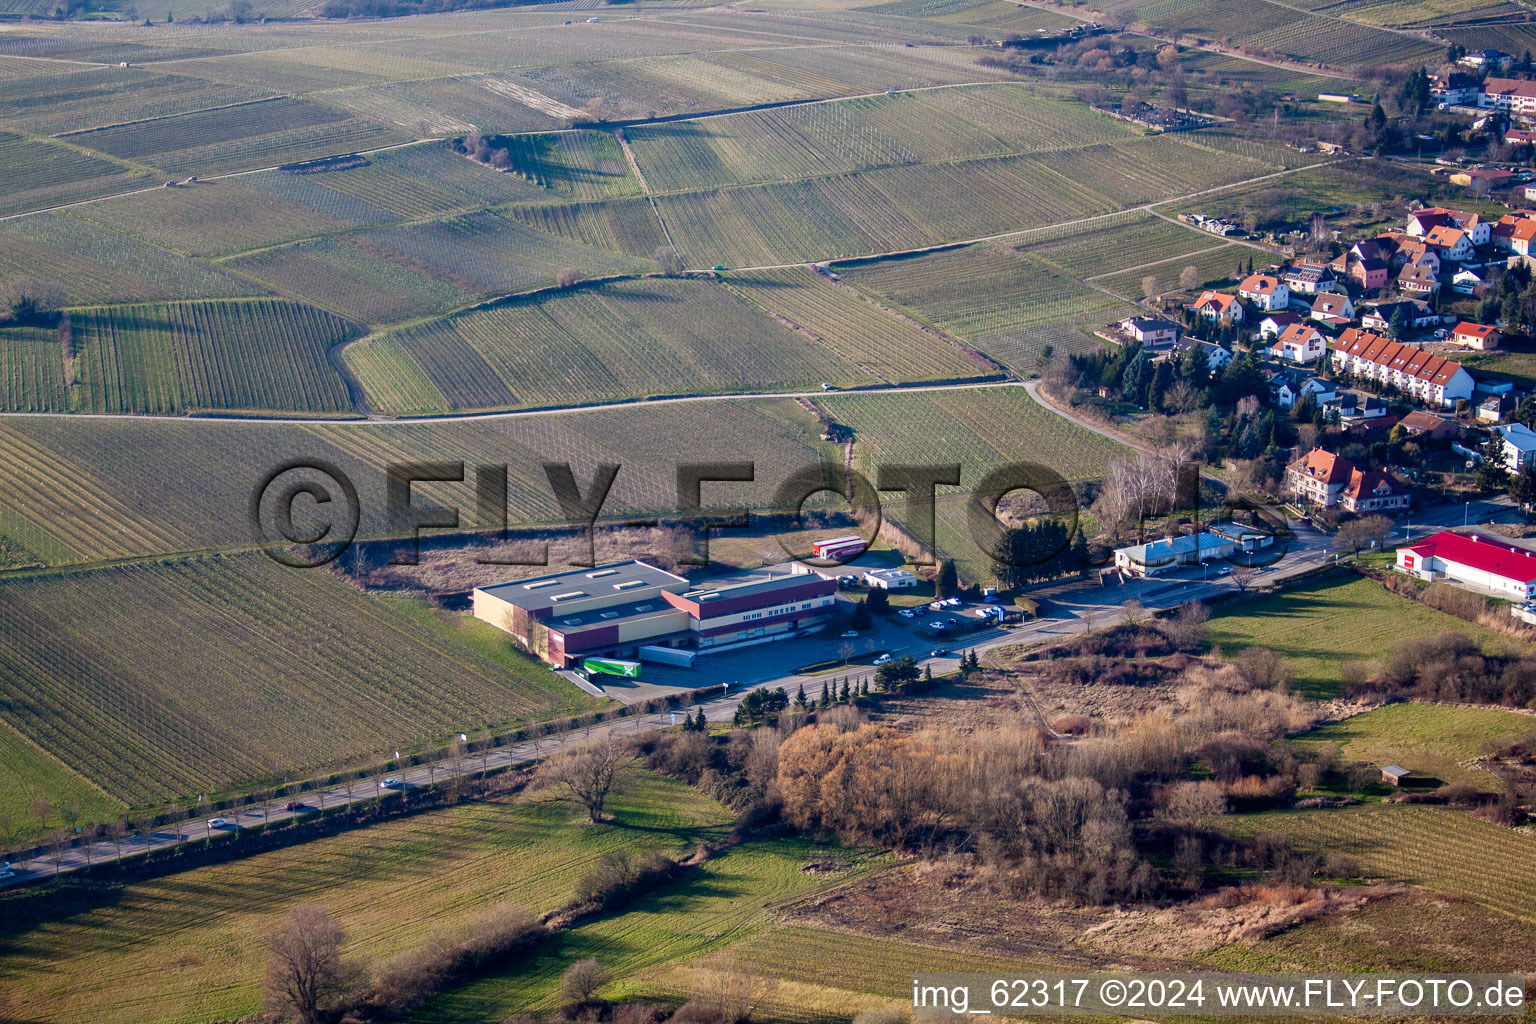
[560,957,610,1004]
[263,904,356,1024]
[1141,274,1160,300]
[1228,564,1260,592]
[535,738,630,822]
[1179,264,1201,290]
[555,267,585,289]
[0,277,65,323]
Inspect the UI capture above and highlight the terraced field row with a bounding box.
[501,197,668,259]
[725,266,988,382]
[0,397,832,563]
[1093,241,1250,299]
[1136,0,1440,68]
[346,277,875,415]
[1229,805,1536,921]
[0,213,259,306]
[839,243,1131,366]
[0,130,148,217]
[222,209,652,325]
[0,553,593,807]
[1014,210,1223,277]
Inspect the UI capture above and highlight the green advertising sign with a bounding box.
[583,657,641,679]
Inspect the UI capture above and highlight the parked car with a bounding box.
[929,648,951,657]
[206,817,229,829]
[284,801,312,813]
[381,777,403,789]
[0,862,15,879]
[712,264,727,271]
[873,653,893,666]
[840,630,859,638]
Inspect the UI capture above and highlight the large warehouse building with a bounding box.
[472,560,839,668]
[1396,531,1536,600]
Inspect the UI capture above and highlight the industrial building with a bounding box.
[472,560,839,668]
[1113,533,1237,577]
[1396,531,1536,600]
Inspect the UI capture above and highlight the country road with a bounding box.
[3,493,1518,888]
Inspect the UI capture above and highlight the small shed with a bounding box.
[1381,765,1411,787]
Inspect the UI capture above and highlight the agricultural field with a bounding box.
[1012,210,1227,278]
[1205,573,1517,698]
[0,397,834,565]
[501,197,669,259]
[1092,242,1253,300]
[0,552,599,811]
[624,87,1130,193]
[0,67,276,136]
[60,96,408,177]
[343,277,876,416]
[0,769,738,1023]
[0,130,150,217]
[0,214,261,307]
[222,211,652,326]
[0,299,357,416]
[724,266,991,382]
[837,244,1133,371]
[407,836,881,1023]
[1132,0,1441,69]
[1228,804,1536,921]
[28,299,356,416]
[817,386,1129,580]
[1291,703,1535,791]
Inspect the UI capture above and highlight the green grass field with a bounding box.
[1291,703,1536,790]
[1205,574,1516,698]
[0,717,124,844]
[0,553,598,813]
[0,769,736,1024]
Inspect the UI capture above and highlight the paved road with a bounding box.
[5,494,1516,888]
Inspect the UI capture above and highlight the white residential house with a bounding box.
[1118,316,1181,347]
[1481,76,1536,114]
[1452,267,1491,295]
[1311,291,1354,325]
[1329,328,1476,409]
[1238,273,1289,311]
[1191,291,1244,323]
[1271,322,1327,363]
[1197,340,1233,371]
[1257,312,1300,338]
[1422,224,1476,263]
[1498,422,1536,471]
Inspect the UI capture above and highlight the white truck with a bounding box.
[638,645,696,669]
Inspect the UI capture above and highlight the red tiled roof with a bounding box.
[1422,225,1466,249]
[1405,531,1536,584]
[1193,290,1237,311]
[1453,321,1496,340]
[1331,328,1465,386]
[1240,274,1281,295]
[1275,323,1321,347]
[1484,77,1536,99]
[1342,468,1404,501]
[1291,447,1352,485]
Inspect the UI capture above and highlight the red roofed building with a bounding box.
[1330,328,1475,409]
[1286,447,1410,511]
[1398,531,1536,600]
[1238,273,1289,311]
[1421,224,1475,262]
[1272,322,1326,363]
[1190,290,1244,323]
[1481,77,1536,115]
[1450,321,1501,350]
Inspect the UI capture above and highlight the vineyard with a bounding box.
[1014,211,1225,278]
[838,244,1133,370]
[0,130,148,217]
[0,716,123,846]
[222,211,651,326]
[0,552,598,808]
[0,397,832,564]
[0,771,735,1024]
[0,214,260,306]
[317,73,569,136]
[45,298,357,416]
[817,386,1128,580]
[1228,805,1536,921]
[1206,574,1514,698]
[346,277,873,415]
[0,67,275,136]
[500,197,668,259]
[724,266,989,382]
[1092,242,1252,300]
[1135,0,1439,68]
